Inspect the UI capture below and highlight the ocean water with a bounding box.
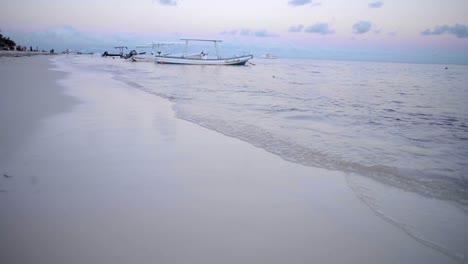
[54,56,468,261]
[69,57,468,202]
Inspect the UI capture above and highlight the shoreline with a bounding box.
[0,50,58,57]
[0,55,459,264]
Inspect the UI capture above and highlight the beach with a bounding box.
[0,55,462,263]
[0,55,77,165]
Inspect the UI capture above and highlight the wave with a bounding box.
[90,56,468,208]
[65,55,468,262]
[347,174,467,263]
[173,108,468,207]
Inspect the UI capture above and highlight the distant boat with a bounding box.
[155,39,253,65]
[102,46,128,58]
[133,42,183,62]
[262,53,277,59]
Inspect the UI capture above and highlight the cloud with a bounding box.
[421,24,468,38]
[5,25,152,52]
[288,0,311,6]
[221,28,278,37]
[220,29,238,35]
[288,0,321,7]
[309,1,321,7]
[289,24,304,32]
[368,1,383,8]
[158,0,177,6]
[240,29,251,36]
[305,23,335,35]
[352,21,372,34]
[420,29,431,36]
[254,29,278,37]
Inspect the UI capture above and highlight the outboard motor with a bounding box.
[125,50,138,60]
[125,50,138,61]
[102,51,109,57]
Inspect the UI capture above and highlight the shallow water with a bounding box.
[71,57,468,202]
[55,55,468,261]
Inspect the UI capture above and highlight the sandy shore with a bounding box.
[0,56,78,164]
[0,56,457,264]
[0,50,56,57]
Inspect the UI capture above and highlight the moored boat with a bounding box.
[155,39,253,65]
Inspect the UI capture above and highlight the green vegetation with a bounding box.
[0,31,17,50]
[0,29,54,53]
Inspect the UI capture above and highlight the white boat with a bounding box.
[155,39,253,65]
[262,53,278,59]
[133,42,183,62]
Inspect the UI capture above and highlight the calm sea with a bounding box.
[55,56,468,261]
[63,56,468,203]
[59,56,468,202]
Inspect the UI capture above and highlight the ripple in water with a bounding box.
[62,56,468,261]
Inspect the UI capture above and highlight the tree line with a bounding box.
[0,32,17,50]
[1,30,55,53]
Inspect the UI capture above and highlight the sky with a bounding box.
[1,0,468,64]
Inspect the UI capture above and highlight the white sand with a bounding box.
[0,56,78,164]
[0,50,54,57]
[0,56,457,264]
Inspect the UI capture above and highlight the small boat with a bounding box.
[155,39,253,65]
[262,53,278,59]
[102,46,128,58]
[133,42,183,62]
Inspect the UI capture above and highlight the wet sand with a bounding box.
[0,56,78,165]
[0,56,457,264]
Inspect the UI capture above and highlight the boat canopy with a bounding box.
[180,39,223,42]
[136,42,184,49]
[179,39,223,58]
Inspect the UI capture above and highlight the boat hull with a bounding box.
[155,55,253,65]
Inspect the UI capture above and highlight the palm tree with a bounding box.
[0,29,17,50]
